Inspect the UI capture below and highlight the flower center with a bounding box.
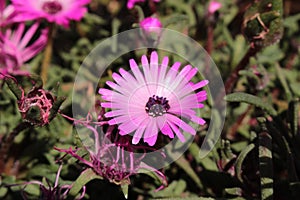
[42,1,62,14]
[145,95,170,117]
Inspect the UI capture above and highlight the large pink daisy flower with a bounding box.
[99,51,208,146]
[11,0,90,27]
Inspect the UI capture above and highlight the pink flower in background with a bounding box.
[127,0,160,9]
[140,17,162,34]
[0,0,16,26]
[208,0,222,14]
[99,51,208,146]
[11,0,90,27]
[0,23,47,76]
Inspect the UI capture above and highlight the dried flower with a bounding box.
[11,0,91,27]
[140,17,162,34]
[0,23,47,76]
[4,74,65,126]
[55,123,167,187]
[99,51,208,146]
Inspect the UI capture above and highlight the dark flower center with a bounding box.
[145,95,170,117]
[42,1,63,14]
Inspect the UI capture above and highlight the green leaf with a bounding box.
[189,143,218,171]
[275,64,292,101]
[23,183,41,197]
[121,184,129,199]
[4,76,23,100]
[225,187,243,196]
[259,132,273,200]
[0,187,8,198]
[149,180,186,198]
[138,166,167,187]
[69,168,103,197]
[225,92,277,116]
[235,143,255,183]
[175,156,203,189]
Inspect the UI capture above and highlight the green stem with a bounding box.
[41,23,55,84]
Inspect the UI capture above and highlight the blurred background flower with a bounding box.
[11,0,91,27]
[208,0,222,14]
[0,23,47,76]
[0,0,16,27]
[140,17,162,34]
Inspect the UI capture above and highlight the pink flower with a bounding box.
[0,23,47,76]
[208,0,222,14]
[127,0,160,9]
[140,17,162,34]
[0,0,16,27]
[11,0,90,27]
[99,51,208,146]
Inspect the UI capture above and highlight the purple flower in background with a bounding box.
[99,51,208,146]
[208,0,222,14]
[140,17,162,34]
[11,0,90,27]
[0,23,47,76]
[127,0,160,9]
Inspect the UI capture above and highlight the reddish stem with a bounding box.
[224,45,261,94]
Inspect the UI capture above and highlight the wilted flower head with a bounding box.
[55,123,167,186]
[11,0,90,27]
[208,0,222,14]
[99,51,208,146]
[127,0,160,9]
[0,23,47,76]
[140,17,162,34]
[19,165,86,200]
[4,74,65,126]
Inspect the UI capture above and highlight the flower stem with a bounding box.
[41,23,54,83]
[0,122,31,173]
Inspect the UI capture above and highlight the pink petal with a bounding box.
[191,115,206,125]
[150,51,159,83]
[108,115,130,125]
[144,119,158,146]
[157,116,174,138]
[129,59,146,84]
[166,114,196,135]
[168,121,185,142]
[192,80,209,90]
[132,126,145,144]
